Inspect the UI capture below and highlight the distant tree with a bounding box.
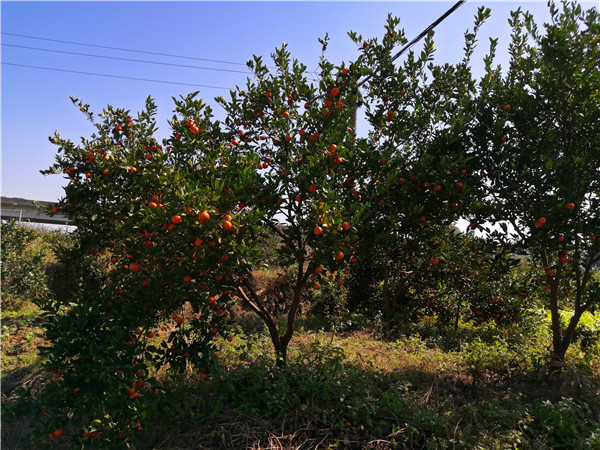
[346,225,525,332]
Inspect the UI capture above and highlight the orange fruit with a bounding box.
[129,262,141,272]
[331,87,340,96]
[198,211,210,223]
[336,251,344,260]
[171,215,182,224]
[314,226,323,235]
[566,202,575,210]
[309,184,317,193]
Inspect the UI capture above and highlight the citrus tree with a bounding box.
[340,10,493,322]
[216,41,369,364]
[38,95,258,443]
[471,1,600,364]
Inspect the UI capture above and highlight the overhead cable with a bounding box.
[1,31,249,67]
[2,43,252,74]
[357,0,467,88]
[2,62,231,89]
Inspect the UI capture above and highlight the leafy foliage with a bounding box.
[470,1,600,361]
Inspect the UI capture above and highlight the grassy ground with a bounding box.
[2,300,599,449]
[1,233,599,448]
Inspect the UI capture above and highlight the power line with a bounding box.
[2,43,253,75]
[357,0,466,88]
[352,0,466,133]
[1,31,249,67]
[2,62,232,89]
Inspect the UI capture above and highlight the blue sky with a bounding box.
[1,1,594,202]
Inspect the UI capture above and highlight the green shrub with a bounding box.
[0,220,69,308]
[530,397,600,448]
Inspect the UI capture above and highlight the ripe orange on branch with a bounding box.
[198,211,210,223]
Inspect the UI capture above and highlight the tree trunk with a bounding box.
[273,338,287,367]
[546,251,595,369]
[549,281,564,365]
[382,253,392,320]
